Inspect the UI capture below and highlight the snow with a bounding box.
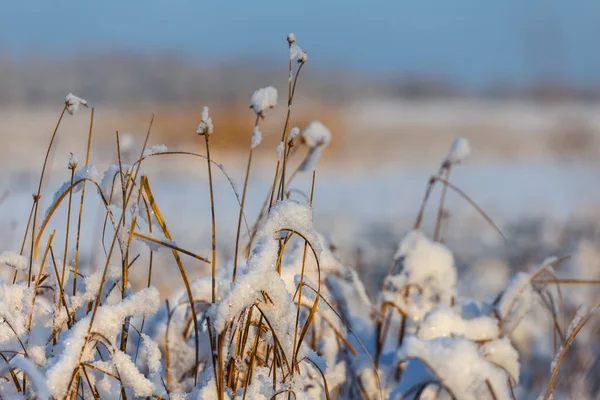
[418,306,499,341]
[44,287,160,398]
[251,126,262,149]
[301,121,331,148]
[112,349,155,397]
[0,251,28,271]
[207,200,321,362]
[445,137,471,165]
[567,305,589,337]
[8,356,50,400]
[276,141,285,161]
[290,44,303,61]
[250,86,278,115]
[100,162,129,207]
[480,338,520,382]
[46,164,101,217]
[68,152,78,169]
[139,333,162,376]
[496,272,534,334]
[299,121,332,171]
[143,144,168,157]
[288,126,300,143]
[384,230,456,319]
[398,336,513,400]
[197,106,214,135]
[65,93,88,115]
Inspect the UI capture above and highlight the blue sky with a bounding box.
[2,0,600,86]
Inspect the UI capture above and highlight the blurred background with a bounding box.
[1,0,600,278]
[3,3,600,395]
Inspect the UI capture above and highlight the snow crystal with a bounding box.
[567,305,590,337]
[276,141,285,161]
[250,86,278,115]
[418,306,499,341]
[65,93,88,115]
[112,349,155,397]
[0,251,28,271]
[140,333,162,376]
[445,137,471,165]
[143,144,168,157]
[251,126,262,149]
[197,106,214,135]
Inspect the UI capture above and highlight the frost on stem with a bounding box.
[288,126,300,144]
[495,272,534,334]
[68,153,78,170]
[276,141,285,161]
[196,106,214,136]
[46,164,101,217]
[298,121,332,172]
[143,144,168,157]
[99,162,131,208]
[444,137,471,166]
[250,86,278,116]
[65,93,88,115]
[251,126,262,149]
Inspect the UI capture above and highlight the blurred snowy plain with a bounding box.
[1,99,600,292]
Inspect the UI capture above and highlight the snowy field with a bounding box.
[1,50,600,399]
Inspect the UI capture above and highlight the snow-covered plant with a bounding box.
[1,33,599,400]
[298,121,332,172]
[65,93,88,115]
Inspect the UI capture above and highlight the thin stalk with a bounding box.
[202,133,217,303]
[291,172,315,370]
[73,106,94,295]
[27,105,67,286]
[59,166,76,310]
[433,166,450,241]
[116,132,132,355]
[233,115,260,281]
[277,62,305,202]
[28,231,56,331]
